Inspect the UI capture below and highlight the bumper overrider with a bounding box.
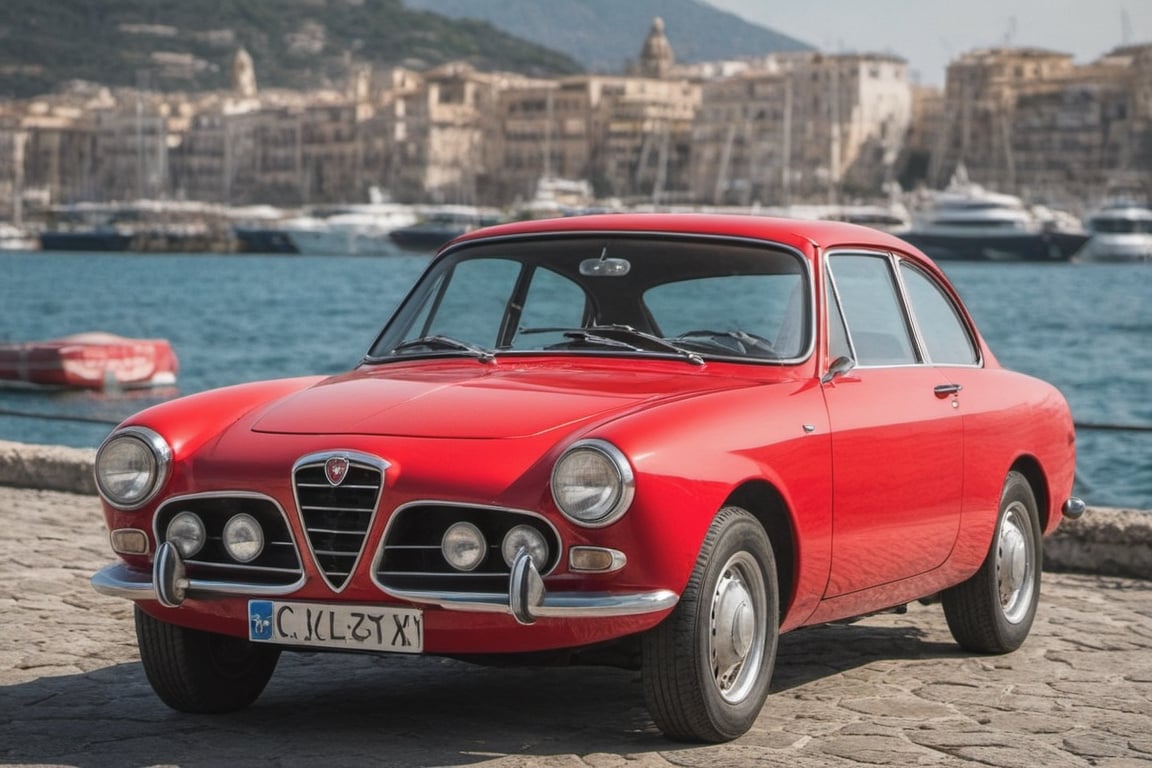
[91,543,678,626]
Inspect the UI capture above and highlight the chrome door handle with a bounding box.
[934,383,962,397]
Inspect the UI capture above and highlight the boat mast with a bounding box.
[781,75,792,206]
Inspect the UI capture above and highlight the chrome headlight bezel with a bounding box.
[94,426,172,510]
[550,439,635,528]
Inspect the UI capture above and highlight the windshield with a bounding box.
[367,235,811,364]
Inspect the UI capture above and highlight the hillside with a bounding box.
[402,0,813,72]
[0,0,584,99]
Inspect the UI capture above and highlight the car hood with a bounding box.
[250,361,762,439]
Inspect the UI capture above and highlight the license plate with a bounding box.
[248,600,423,653]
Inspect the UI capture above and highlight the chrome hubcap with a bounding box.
[996,503,1034,624]
[709,551,765,703]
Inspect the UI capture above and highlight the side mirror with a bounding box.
[820,355,856,385]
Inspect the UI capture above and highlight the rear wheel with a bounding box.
[642,506,779,742]
[135,606,281,713]
[942,471,1041,653]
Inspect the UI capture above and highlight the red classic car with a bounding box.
[91,213,1083,742]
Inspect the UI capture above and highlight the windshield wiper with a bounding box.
[390,335,495,363]
[565,325,704,365]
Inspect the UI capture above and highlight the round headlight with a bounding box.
[501,524,549,569]
[222,513,264,563]
[441,522,486,572]
[166,511,206,558]
[551,440,634,527]
[94,428,171,509]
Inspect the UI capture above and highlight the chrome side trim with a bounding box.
[90,561,307,601]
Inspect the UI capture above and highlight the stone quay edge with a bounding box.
[0,438,1147,581]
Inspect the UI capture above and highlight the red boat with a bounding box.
[0,332,178,389]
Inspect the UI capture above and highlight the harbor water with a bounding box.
[1,248,1149,509]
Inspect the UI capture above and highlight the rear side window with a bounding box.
[900,263,979,365]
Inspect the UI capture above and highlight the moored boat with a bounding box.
[232,220,310,254]
[901,169,1088,261]
[289,205,419,255]
[1075,203,1152,263]
[389,206,503,251]
[0,332,179,389]
[0,222,38,251]
[39,200,236,253]
[39,227,135,252]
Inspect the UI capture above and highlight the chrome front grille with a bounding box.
[293,453,385,592]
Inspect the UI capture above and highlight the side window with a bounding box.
[828,254,917,366]
[900,263,979,365]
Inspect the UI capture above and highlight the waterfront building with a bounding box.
[691,52,911,207]
[492,18,701,206]
[930,48,1077,192]
[1010,44,1152,206]
[1,20,1150,216]
[0,111,29,223]
[929,44,1152,207]
[381,63,535,206]
[12,85,109,207]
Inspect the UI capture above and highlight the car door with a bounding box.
[821,252,963,597]
[896,259,995,521]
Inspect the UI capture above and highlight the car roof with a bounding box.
[448,212,922,260]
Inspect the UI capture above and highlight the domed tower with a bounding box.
[639,17,675,79]
[232,48,258,98]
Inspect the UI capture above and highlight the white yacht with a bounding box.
[288,205,419,256]
[1075,203,1152,263]
[0,222,36,251]
[900,171,1088,261]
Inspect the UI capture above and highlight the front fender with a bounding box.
[586,379,833,627]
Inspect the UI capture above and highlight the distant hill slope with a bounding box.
[403,0,813,72]
[0,0,583,99]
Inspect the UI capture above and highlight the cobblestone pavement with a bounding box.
[2,486,1151,768]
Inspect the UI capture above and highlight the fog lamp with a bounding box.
[442,522,486,571]
[501,525,549,569]
[166,511,206,558]
[222,513,264,563]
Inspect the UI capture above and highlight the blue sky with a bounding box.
[704,0,1150,86]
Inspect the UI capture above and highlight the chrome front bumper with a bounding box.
[91,544,678,625]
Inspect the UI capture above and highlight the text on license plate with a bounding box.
[248,600,423,653]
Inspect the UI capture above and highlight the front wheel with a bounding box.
[942,471,1042,653]
[135,606,281,713]
[642,506,779,742]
